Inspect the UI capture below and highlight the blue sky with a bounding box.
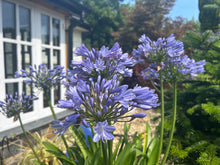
[168,0,199,20]
[122,0,199,21]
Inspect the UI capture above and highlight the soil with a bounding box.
[113,108,160,147]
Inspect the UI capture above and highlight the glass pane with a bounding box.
[6,83,18,95]
[53,50,60,104]
[19,6,31,41]
[22,83,33,111]
[54,85,60,105]
[41,14,50,45]
[4,43,17,78]
[21,45,32,71]
[53,49,60,66]
[42,48,50,68]
[52,18,60,46]
[43,89,51,108]
[23,82,32,96]
[2,1,16,39]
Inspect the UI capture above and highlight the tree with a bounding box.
[199,0,220,32]
[162,17,198,40]
[166,30,220,164]
[82,0,123,49]
[113,0,175,52]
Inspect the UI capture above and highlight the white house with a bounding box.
[0,0,89,139]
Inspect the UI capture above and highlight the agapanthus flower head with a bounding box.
[134,34,205,81]
[52,74,159,141]
[65,43,136,86]
[15,63,65,90]
[0,92,37,121]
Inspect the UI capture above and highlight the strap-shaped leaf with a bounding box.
[43,141,76,165]
[143,123,152,154]
[69,125,91,159]
[112,138,123,160]
[87,135,98,153]
[114,143,136,165]
[147,138,159,165]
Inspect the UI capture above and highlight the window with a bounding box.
[41,14,61,107]
[2,0,32,96]
[2,0,16,39]
[0,0,73,139]
[0,0,65,109]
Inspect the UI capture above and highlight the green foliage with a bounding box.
[183,30,220,82]
[68,125,91,159]
[18,131,64,165]
[43,122,162,165]
[199,0,220,32]
[197,145,220,165]
[82,0,123,49]
[165,30,220,164]
[113,0,176,52]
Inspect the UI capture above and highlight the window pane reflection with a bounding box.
[53,49,60,66]
[53,50,60,104]
[42,48,50,68]
[19,6,31,41]
[43,89,51,108]
[2,1,16,39]
[21,45,32,71]
[41,14,50,45]
[23,82,32,96]
[6,83,18,95]
[52,18,60,46]
[22,83,33,111]
[4,43,17,78]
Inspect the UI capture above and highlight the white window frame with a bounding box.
[0,0,72,139]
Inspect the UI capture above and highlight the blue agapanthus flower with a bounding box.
[65,43,135,86]
[93,121,115,143]
[0,92,37,121]
[52,74,159,142]
[15,63,65,90]
[133,34,205,80]
[51,114,80,138]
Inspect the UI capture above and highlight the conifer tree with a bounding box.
[199,0,220,32]
[167,30,220,164]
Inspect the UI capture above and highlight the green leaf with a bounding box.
[143,123,152,154]
[114,143,136,165]
[87,135,98,153]
[90,147,103,165]
[43,141,76,165]
[69,125,91,159]
[147,138,159,165]
[112,138,123,160]
[33,160,47,165]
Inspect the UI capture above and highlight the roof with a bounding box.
[43,0,90,15]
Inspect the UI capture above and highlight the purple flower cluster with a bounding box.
[0,93,37,121]
[52,74,159,142]
[133,34,206,80]
[15,63,65,90]
[65,43,135,86]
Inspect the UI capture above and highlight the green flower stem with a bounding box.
[108,140,113,165]
[102,142,109,165]
[45,92,73,161]
[155,72,165,165]
[161,81,177,165]
[18,114,42,164]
